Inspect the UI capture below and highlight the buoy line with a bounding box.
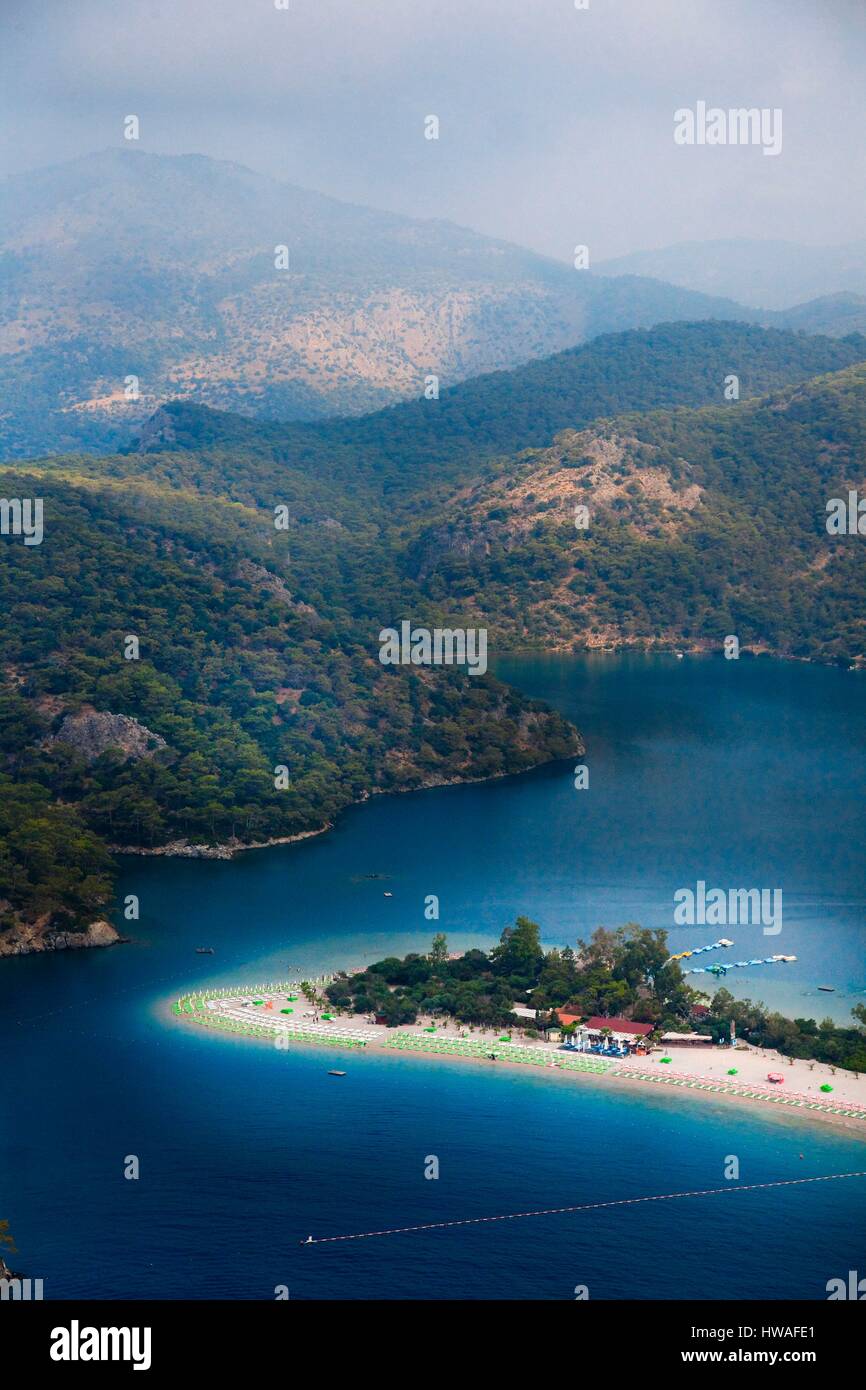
[302,1170,866,1245]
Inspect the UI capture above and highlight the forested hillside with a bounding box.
[3,320,866,946]
[407,363,866,662]
[134,320,866,501]
[0,472,578,941]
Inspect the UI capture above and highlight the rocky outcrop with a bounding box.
[112,839,234,860]
[411,525,493,581]
[235,560,319,617]
[0,917,121,959]
[51,710,166,764]
[235,559,294,603]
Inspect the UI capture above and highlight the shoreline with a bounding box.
[171,985,866,1138]
[110,744,583,861]
[110,824,333,860]
[494,638,864,670]
[0,918,123,961]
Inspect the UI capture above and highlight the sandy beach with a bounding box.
[171,982,866,1135]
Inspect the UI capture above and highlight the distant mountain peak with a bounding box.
[597,236,866,311]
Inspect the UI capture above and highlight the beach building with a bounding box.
[554,1013,654,1054]
[583,1016,653,1045]
[556,1009,584,1029]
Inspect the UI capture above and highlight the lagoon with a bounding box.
[1,653,864,1299]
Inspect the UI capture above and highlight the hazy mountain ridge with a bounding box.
[1,148,771,459]
[598,237,866,311]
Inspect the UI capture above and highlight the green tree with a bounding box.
[429,932,448,966]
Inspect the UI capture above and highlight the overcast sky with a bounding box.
[2,0,865,260]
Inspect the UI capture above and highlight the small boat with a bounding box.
[383,891,393,898]
[676,651,684,660]
[328,1070,347,1077]
[818,985,835,992]
[195,947,215,955]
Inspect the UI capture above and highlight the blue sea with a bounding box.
[2,654,865,1299]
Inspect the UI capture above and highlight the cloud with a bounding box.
[2,0,864,258]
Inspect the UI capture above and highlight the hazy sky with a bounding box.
[2,0,865,260]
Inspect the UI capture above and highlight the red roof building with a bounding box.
[584,1016,653,1037]
[556,1010,583,1028]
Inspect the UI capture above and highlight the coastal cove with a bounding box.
[2,653,865,1300]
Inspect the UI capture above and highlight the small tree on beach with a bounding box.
[429,933,448,967]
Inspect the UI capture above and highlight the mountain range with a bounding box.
[3,149,865,460]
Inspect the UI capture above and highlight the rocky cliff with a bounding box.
[51,709,167,763]
[0,917,121,959]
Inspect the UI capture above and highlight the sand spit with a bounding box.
[172,983,866,1136]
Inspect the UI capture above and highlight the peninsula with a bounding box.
[172,920,866,1132]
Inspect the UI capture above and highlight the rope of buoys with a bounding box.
[302,1170,866,1245]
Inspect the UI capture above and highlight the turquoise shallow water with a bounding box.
[2,654,865,1299]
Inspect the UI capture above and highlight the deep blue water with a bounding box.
[2,654,865,1299]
